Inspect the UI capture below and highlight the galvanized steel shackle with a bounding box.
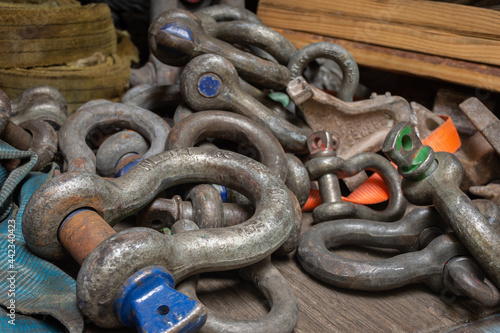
[23,148,297,327]
[306,147,407,222]
[287,42,359,102]
[180,54,311,153]
[383,122,500,288]
[166,110,303,253]
[59,100,170,174]
[298,208,500,306]
[167,110,310,205]
[174,219,299,333]
[8,86,68,129]
[136,186,253,231]
[209,18,297,65]
[196,4,263,24]
[121,83,182,113]
[179,258,299,332]
[149,9,291,90]
[167,110,289,182]
[0,90,58,171]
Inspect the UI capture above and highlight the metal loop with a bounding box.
[95,130,149,177]
[297,212,491,297]
[384,123,500,287]
[149,9,290,90]
[287,42,359,102]
[167,110,288,182]
[180,54,311,153]
[214,20,296,65]
[9,86,68,129]
[306,152,407,222]
[195,4,262,24]
[122,84,182,113]
[178,257,299,333]
[444,256,500,306]
[19,119,58,171]
[59,100,170,174]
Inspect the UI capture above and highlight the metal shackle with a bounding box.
[8,86,68,129]
[195,4,262,24]
[58,100,170,174]
[174,220,299,333]
[383,122,500,288]
[0,96,58,171]
[213,20,297,65]
[136,191,253,231]
[306,137,407,222]
[298,208,500,306]
[180,54,311,153]
[95,130,149,177]
[121,83,182,113]
[178,258,299,333]
[148,9,290,90]
[287,42,359,102]
[166,110,304,252]
[167,110,289,182]
[18,119,58,170]
[22,148,298,327]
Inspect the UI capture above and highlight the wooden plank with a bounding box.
[271,28,500,93]
[259,0,500,40]
[257,1,500,66]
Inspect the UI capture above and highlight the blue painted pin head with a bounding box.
[197,73,222,98]
[114,266,206,332]
[157,23,194,58]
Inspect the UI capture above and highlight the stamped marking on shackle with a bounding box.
[139,149,194,171]
[138,149,237,171]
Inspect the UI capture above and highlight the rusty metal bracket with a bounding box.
[288,78,415,161]
[459,97,500,156]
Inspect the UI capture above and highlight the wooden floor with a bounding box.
[84,213,500,333]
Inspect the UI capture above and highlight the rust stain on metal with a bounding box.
[59,210,116,265]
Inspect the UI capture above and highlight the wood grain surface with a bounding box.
[257,0,500,66]
[270,29,500,93]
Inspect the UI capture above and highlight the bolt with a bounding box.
[382,122,437,180]
[197,73,222,98]
[307,131,356,222]
[156,23,195,58]
[136,194,253,231]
